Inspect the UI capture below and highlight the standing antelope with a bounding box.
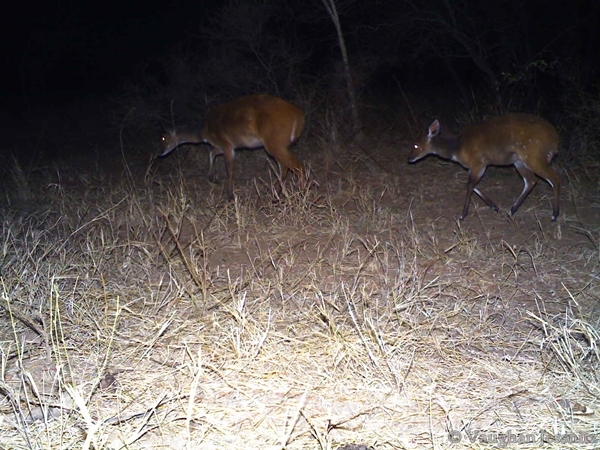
[159,94,305,200]
[408,113,560,221]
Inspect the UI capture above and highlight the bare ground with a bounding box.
[0,125,599,449]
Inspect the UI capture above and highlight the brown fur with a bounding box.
[160,94,305,200]
[408,113,560,221]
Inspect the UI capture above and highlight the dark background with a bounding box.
[3,2,213,102]
[2,0,598,161]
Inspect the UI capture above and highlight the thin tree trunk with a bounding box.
[320,0,361,135]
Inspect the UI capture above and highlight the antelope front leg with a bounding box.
[208,147,222,184]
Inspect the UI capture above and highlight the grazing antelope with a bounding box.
[159,94,305,200]
[408,113,560,221]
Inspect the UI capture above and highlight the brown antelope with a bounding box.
[159,94,305,200]
[408,113,560,221]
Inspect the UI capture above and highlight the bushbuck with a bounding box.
[408,113,560,221]
[159,94,305,200]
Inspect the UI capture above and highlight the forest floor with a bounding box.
[1,113,599,449]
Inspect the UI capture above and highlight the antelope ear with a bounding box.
[428,120,440,139]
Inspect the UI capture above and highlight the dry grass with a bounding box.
[0,129,599,450]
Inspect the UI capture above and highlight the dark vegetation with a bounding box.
[3,1,600,167]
